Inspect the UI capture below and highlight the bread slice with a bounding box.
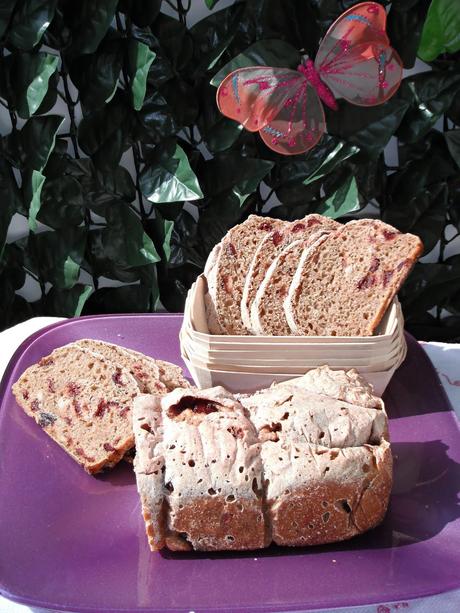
[203,243,223,334]
[134,387,266,551]
[285,219,424,336]
[241,215,340,331]
[251,232,330,335]
[74,339,190,393]
[12,345,140,474]
[204,215,285,335]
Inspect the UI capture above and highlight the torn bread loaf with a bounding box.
[205,214,285,335]
[242,215,340,332]
[134,366,391,551]
[134,387,266,551]
[12,345,140,474]
[285,219,423,336]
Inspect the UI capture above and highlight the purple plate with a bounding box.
[1,315,459,612]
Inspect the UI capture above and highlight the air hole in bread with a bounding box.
[330,450,339,460]
[188,459,195,467]
[251,478,261,497]
[208,487,217,496]
[226,535,235,542]
[226,494,235,503]
[140,423,152,433]
[338,500,352,514]
[165,481,174,493]
[168,396,221,420]
[318,431,325,439]
[281,412,289,420]
[322,512,330,523]
[316,449,328,455]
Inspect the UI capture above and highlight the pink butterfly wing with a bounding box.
[216,67,304,132]
[315,2,402,106]
[259,80,325,155]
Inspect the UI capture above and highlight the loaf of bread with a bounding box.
[242,215,340,331]
[12,340,191,474]
[134,366,391,551]
[285,219,423,335]
[12,345,140,474]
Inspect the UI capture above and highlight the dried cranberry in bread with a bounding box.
[251,232,330,335]
[285,219,423,336]
[74,339,167,395]
[12,345,139,474]
[241,215,340,332]
[134,387,266,551]
[75,339,190,393]
[204,215,285,334]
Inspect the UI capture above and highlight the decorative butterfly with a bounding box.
[216,2,403,156]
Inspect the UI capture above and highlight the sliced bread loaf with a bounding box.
[12,345,140,474]
[241,215,340,331]
[204,215,285,335]
[285,219,424,336]
[251,232,330,335]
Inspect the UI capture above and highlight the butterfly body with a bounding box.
[216,2,403,155]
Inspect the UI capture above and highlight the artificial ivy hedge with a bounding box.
[0,0,459,340]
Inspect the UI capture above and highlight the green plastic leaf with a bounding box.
[201,153,274,205]
[387,0,428,69]
[205,0,220,8]
[69,35,123,111]
[103,205,161,267]
[128,41,156,111]
[27,169,46,231]
[211,39,300,86]
[205,118,243,153]
[67,0,119,56]
[303,141,360,186]
[140,143,203,203]
[37,175,84,229]
[134,90,178,144]
[0,158,21,258]
[445,130,460,169]
[26,227,87,289]
[44,284,92,317]
[8,0,57,50]
[418,0,460,61]
[8,52,59,118]
[317,176,360,219]
[78,96,127,170]
[128,0,162,28]
[4,115,64,171]
[397,71,460,143]
[0,0,17,38]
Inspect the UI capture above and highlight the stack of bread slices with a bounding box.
[203,214,423,337]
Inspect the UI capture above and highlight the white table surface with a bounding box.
[0,318,459,613]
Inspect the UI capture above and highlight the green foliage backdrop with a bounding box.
[0,0,459,339]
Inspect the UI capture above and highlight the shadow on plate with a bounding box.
[161,440,460,560]
[383,334,453,418]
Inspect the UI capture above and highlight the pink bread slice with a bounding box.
[285,219,424,336]
[204,215,285,335]
[241,215,340,332]
[12,345,140,474]
[251,232,330,335]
